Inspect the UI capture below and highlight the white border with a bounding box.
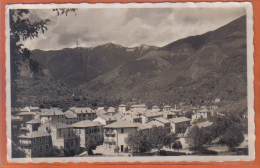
[5,2,254,163]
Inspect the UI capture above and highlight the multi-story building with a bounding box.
[118,104,127,115]
[64,111,78,125]
[153,117,171,133]
[169,117,191,134]
[16,112,39,130]
[18,131,52,157]
[26,119,41,132]
[93,115,117,125]
[40,108,66,124]
[67,107,97,121]
[103,121,138,152]
[130,104,147,110]
[38,121,80,156]
[71,120,104,151]
[107,107,116,116]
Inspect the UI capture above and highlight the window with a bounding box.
[58,116,59,119]
[62,116,64,118]
[83,114,85,117]
[79,130,81,134]
[76,140,78,146]
[70,121,72,124]
[71,141,73,147]
[46,127,48,131]
[95,136,96,140]
[33,138,36,144]
[86,129,88,134]
[98,128,100,132]
[40,146,43,152]
[66,143,69,148]
[59,131,61,138]
[62,121,63,123]
[66,122,68,124]
[34,146,36,152]
[46,144,49,150]
[121,128,124,133]
[39,137,42,143]
[45,136,48,142]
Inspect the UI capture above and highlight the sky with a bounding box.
[21,7,246,51]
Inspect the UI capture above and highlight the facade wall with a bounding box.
[41,115,66,124]
[19,136,52,157]
[103,127,137,152]
[26,123,40,132]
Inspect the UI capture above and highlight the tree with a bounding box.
[186,125,207,151]
[125,130,152,153]
[85,136,98,155]
[185,110,193,119]
[219,123,244,149]
[149,126,175,154]
[172,141,182,152]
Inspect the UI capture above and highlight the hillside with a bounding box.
[31,43,158,85]
[16,15,247,114]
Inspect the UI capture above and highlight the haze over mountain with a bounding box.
[25,15,246,111]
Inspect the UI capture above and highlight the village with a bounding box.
[11,99,248,158]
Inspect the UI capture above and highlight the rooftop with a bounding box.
[18,131,50,138]
[154,117,171,123]
[134,122,152,130]
[196,121,213,128]
[69,107,95,114]
[16,112,39,116]
[11,115,22,121]
[130,104,147,108]
[26,119,41,124]
[146,120,164,127]
[41,109,64,116]
[72,120,103,128]
[107,107,116,113]
[104,120,138,128]
[64,111,77,118]
[98,114,116,121]
[169,117,190,123]
[45,121,70,129]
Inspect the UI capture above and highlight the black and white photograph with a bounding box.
[6,2,254,162]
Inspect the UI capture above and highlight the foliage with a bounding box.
[219,123,244,149]
[184,110,193,119]
[186,125,207,150]
[85,136,98,155]
[187,114,245,151]
[50,146,64,157]
[125,130,152,153]
[149,126,175,152]
[53,8,77,16]
[126,126,176,154]
[12,142,26,158]
[114,146,119,153]
[172,141,182,152]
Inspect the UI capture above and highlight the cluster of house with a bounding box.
[11,104,217,157]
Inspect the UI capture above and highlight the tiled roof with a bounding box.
[69,107,95,114]
[16,112,38,116]
[130,104,147,108]
[104,120,138,128]
[26,119,41,124]
[46,121,70,129]
[119,104,126,107]
[154,117,170,123]
[134,122,152,130]
[196,121,213,128]
[41,109,64,116]
[144,110,163,117]
[198,109,210,113]
[113,113,123,120]
[64,111,77,118]
[11,115,22,121]
[107,107,116,113]
[146,120,164,127]
[98,114,116,121]
[72,120,103,128]
[169,117,190,123]
[18,131,50,138]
